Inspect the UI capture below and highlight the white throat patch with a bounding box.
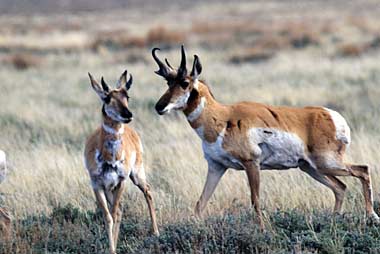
[187,97,206,122]
[102,123,124,135]
[193,79,199,90]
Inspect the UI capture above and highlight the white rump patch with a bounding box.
[187,97,206,122]
[248,128,306,170]
[324,108,351,145]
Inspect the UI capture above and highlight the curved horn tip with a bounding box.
[152,47,161,55]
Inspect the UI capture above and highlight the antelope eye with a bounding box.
[180,80,189,89]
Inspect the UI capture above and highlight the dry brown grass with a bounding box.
[191,21,264,35]
[0,208,11,240]
[337,36,380,57]
[337,43,367,57]
[90,29,146,51]
[90,26,186,51]
[230,46,275,64]
[2,53,43,70]
[146,26,187,47]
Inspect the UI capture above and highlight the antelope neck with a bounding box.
[99,113,126,164]
[184,82,221,124]
[102,122,124,136]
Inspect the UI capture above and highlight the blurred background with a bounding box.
[1,0,380,252]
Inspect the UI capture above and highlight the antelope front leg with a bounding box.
[94,189,115,254]
[111,180,126,248]
[195,160,227,217]
[243,160,264,229]
[131,173,159,236]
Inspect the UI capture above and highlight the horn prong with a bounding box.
[152,48,171,78]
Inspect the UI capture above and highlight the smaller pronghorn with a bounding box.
[84,71,159,254]
[152,45,379,228]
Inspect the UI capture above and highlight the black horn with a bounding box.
[165,58,174,70]
[152,48,172,78]
[177,45,187,78]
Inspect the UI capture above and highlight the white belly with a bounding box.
[202,131,244,170]
[249,128,306,170]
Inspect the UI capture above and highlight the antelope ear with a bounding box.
[125,74,133,91]
[190,55,202,80]
[116,70,128,89]
[88,73,109,100]
[117,70,133,91]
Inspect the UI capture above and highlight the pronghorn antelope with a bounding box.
[84,71,159,254]
[152,45,380,227]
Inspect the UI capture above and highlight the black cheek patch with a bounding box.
[103,95,111,104]
[187,89,199,104]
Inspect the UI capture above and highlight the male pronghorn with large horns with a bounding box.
[152,45,379,227]
[84,70,159,254]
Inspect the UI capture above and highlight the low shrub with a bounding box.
[2,204,380,253]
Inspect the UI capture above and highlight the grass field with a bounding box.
[1,0,380,253]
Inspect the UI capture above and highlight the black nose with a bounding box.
[121,109,133,119]
[155,102,166,115]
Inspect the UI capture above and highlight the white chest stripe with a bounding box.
[187,97,206,122]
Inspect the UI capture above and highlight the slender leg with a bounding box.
[327,175,347,212]
[300,164,346,213]
[130,170,159,236]
[94,189,115,254]
[348,164,378,220]
[195,160,227,217]
[243,160,263,229]
[111,180,126,248]
[319,163,379,221]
